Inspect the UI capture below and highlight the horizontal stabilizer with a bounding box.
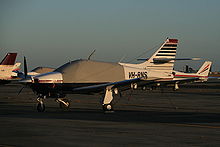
[137,58,201,63]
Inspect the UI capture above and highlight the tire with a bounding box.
[37,103,45,112]
[103,104,113,111]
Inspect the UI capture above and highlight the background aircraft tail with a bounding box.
[0,53,17,65]
[196,61,212,77]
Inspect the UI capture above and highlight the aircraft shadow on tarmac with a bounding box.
[1,105,220,124]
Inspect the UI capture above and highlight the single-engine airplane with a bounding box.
[21,38,179,112]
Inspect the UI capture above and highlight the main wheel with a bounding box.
[59,99,70,109]
[103,104,114,112]
[37,103,45,112]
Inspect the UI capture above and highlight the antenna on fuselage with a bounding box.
[88,49,96,60]
[119,54,127,63]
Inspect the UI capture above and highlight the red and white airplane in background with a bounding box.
[171,61,212,90]
[0,53,21,84]
[174,61,212,81]
[136,60,212,91]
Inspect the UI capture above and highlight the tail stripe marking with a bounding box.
[164,44,178,47]
[156,54,176,56]
[158,51,176,53]
[161,48,176,50]
[198,64,210,74]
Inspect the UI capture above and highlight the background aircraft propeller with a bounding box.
[24,56,28,79]
[18,56,29,95]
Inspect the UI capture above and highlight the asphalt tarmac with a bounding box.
[0,81,220,147]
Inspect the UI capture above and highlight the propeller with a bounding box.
[18,56,30,95]
[24,56,27,79]
[18,86,25,95]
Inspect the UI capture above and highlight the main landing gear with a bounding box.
[37,97,46,112]
[102,86,115,113]
[173,82,179,91]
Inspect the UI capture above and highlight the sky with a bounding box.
[0,0,220,71]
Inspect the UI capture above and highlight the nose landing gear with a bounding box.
[36,97,46,112]
[36,93,70,112]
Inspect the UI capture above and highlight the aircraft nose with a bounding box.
[33,72,63,83]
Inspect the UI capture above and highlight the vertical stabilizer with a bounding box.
[141,38,178,72]
[196,61,212,76]
[0,53,17,65]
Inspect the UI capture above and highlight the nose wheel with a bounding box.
[37,103,45,112]
[37,98,45,112]
[103,104,114,112]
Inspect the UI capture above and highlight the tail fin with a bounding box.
[196,61,212,76]
[143,38,178,72]
[119,38,178,75]
[0,53,17,65]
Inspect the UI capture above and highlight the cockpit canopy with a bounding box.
[55,59,125,83]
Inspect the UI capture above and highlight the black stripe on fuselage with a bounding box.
[161,48,176,50]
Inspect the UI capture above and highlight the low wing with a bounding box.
[72,77,160,93]
[153,76,220,89]
[135,77,201,89]
[72,78,142,93]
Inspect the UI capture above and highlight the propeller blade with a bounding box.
[18,86,25,95]
[24,56,28,79]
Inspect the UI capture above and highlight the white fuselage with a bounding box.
[0,65,16,80]
[32,60,174,84]
[121,64,173,80]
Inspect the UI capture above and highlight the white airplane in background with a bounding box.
[20,38,179,112]
[17,66,55,79]
[28,67,55,76]
[171,61,212,90]
[0,53,21,84]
